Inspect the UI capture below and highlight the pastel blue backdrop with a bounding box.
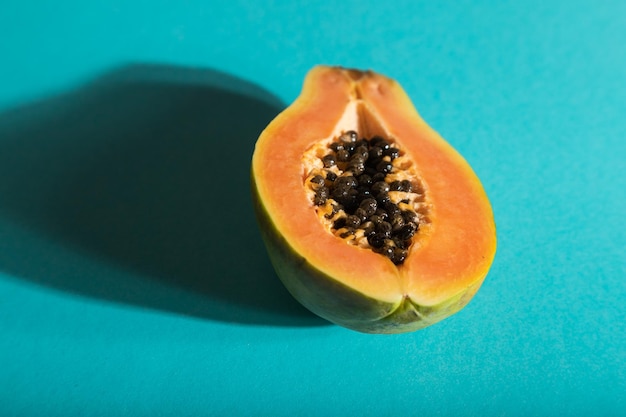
[1,1,624,416]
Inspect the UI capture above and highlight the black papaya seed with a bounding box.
[372,181,390,195]
[367,233,386,249]
[322,154,336,168]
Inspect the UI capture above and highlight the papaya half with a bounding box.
[251,66,496,334]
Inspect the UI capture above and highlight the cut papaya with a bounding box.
[251,66,496,334]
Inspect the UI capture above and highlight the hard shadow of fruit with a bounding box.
[0,63,328,327]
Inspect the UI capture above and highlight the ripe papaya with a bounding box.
[251,66,496,334]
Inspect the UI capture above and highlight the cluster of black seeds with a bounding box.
[309,130,420,265]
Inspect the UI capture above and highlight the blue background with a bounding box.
[1,1,624,416]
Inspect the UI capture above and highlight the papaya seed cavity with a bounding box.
[303,131,430,265]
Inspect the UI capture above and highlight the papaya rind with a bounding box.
[251,175,482,334]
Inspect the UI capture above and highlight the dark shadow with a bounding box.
[0,63,327,326]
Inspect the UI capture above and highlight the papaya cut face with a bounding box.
[251,66,496,334]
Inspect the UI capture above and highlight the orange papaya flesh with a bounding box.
[251,66,496,334]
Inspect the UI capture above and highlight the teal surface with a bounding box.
[1,1,625,416]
